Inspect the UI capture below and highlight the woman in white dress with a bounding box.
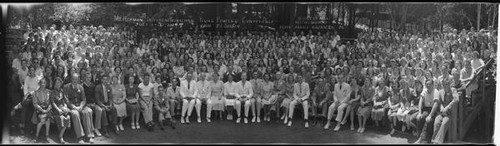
[261,73,275,122]
[111,75,127,131]
[208,73,224,121]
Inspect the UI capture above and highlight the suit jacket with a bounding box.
[222,71,241,83]
[91,73,102,85]
[63,83,86,107]
[83,82,97,104]
[166,86,181,100]
[293,82,310,100]
[334,82,352,103]
[95,83,113,107]
[180,79,198,98]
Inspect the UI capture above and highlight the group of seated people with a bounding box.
[7,23,497,144]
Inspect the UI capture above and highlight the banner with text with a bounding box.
[114,15,338,31]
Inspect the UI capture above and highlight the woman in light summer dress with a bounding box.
[209,73,225,121]
[33,79,52,143]
[111,75,127,131]
[281,75,295,124]
[261,73,275,122]
[50,77,71,144]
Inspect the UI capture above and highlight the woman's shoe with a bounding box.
[59,137,66,144]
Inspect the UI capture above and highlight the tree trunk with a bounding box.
[477,4,481,29]
[340,3,344,26]
[337,3,341,25]
[492,5,496,28]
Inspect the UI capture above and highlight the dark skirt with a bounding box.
[127,102,141,114]
[349,101,360,112]
[31,108,50,124]
[357,105,372,118]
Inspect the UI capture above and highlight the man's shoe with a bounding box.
[324,121,331,129]
[94,129,102,137]
[334,125,341,132]
[88,137,94,144]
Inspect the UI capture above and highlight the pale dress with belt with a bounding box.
[112,84,127,117]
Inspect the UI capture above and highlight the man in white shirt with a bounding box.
[414,80,440,144]
[224,75,239,120]
[17,60,29,84]
[194,73,211,123]
[235,73,253,124]
[180,72,198,124]
[11,65,40,132]
[329,74,352,131]
[287,75,310,128]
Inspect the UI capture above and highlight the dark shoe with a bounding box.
[159,126,164,131]
[311,117,317,127]
[19,128,25,135]
[147,122,155,132]
[103,131,110,138]
[168,121,176,129]
[34,136,40,143]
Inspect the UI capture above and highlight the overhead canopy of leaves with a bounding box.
[8,3,498,32]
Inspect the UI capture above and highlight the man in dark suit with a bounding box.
[64,73,95,144]
[90,64,101,85]
[223,65,240,83]
[94,75,117,134]
[81,71,106,137]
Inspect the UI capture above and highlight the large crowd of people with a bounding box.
[7,23,497,144]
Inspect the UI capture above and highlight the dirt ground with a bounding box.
[7,116,421,144]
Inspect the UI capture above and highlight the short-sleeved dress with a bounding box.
[387,88,402,117]
[261,81,275,105]
[125,84,141,113]
[358,86,374,118]
[32,89,51,124]
[210,80,225,111]
[349,85,361,112]
[281,82,295,108]
[112,84,127,117]
[371,86,389,121]
[50,90,71,129]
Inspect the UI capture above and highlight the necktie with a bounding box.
[188,81,190,90]
[299,83,302,96]
[103,85,108,103]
